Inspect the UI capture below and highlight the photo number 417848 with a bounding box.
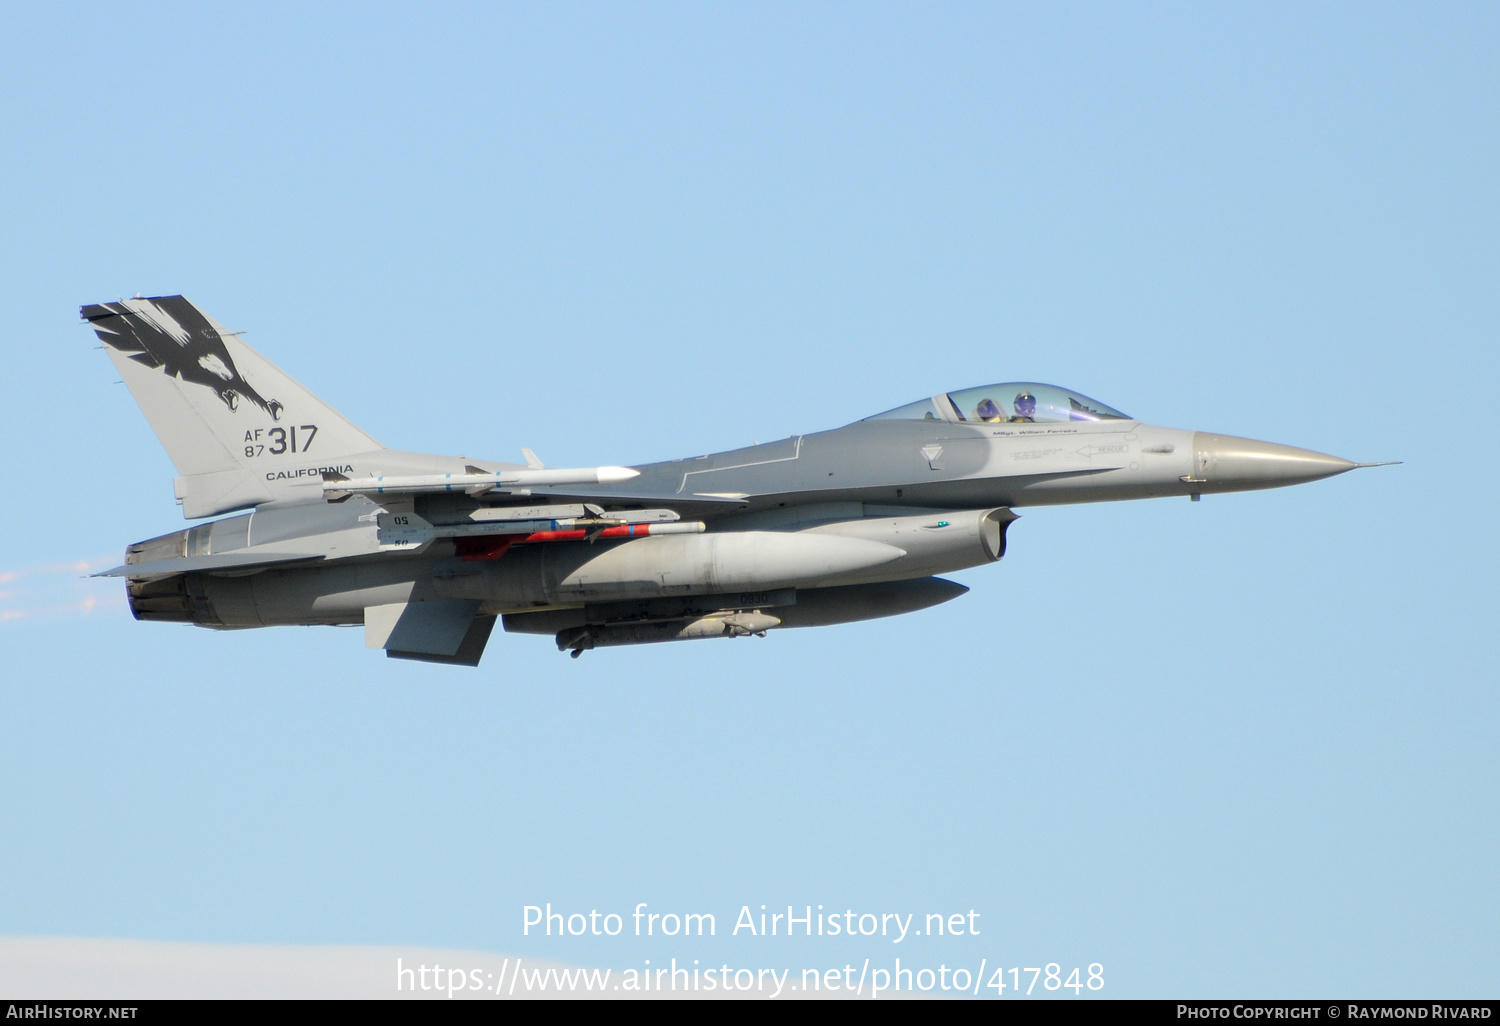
[988,964,1104,995]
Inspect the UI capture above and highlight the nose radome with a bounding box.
[1191,432,1358,488]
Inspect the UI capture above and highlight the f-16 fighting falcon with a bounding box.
[88,295,1393,665]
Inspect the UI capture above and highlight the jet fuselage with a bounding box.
[88,295,1377,663]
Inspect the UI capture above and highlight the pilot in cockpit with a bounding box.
[1010,391,1037,423]
[976,398,1004,422]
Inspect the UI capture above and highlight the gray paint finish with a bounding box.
[91,295,1388,665]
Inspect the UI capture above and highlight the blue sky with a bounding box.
[1,2,1495,998]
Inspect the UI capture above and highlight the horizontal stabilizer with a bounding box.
[387,615,497,667]
[95,550,324,579]
[366,599,490,665]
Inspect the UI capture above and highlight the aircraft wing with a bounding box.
[515,489,750,514]
[322,471,747,515]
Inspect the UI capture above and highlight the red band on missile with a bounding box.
[455,524,658,560]
[454,536,518,561]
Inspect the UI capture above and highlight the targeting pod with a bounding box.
[557,612,781,657]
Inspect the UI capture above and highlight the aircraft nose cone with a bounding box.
[1191,432,1357,490]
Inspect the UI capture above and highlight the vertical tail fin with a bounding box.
[84,295,384,517]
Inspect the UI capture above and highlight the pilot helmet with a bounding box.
[975,398,1001,420]
[1013,391,1037,417]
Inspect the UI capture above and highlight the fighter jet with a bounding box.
[88,295,1392,665]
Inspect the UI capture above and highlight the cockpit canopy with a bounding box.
[864,382,1130,425]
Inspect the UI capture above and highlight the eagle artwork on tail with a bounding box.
[83,296,282,419]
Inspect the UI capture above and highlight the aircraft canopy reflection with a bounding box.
[864,382,1131,425]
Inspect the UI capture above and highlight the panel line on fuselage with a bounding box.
[675,435,804,494]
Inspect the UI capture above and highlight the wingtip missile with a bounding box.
[320,465,641,499]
